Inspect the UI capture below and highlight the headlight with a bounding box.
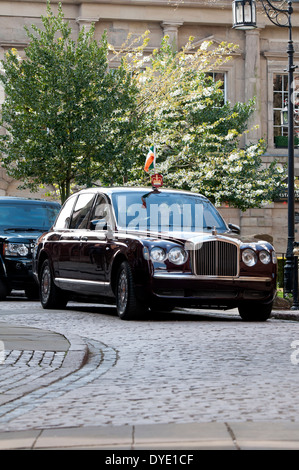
[150,247,166,262]
[259,250,271,264]
[4,243,29,257]
[168,247,188,265]
[242,248,257,267]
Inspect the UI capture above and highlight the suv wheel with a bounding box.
[40,260,68,309]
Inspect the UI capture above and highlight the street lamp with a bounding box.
[232,0,299,306]
[232,0,257,29]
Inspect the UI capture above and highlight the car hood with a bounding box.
[123,229,239,245]
[0,229,48,243]
[122,229,273,249]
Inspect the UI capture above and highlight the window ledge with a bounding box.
[264,148,299,158]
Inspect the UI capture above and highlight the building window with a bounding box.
[207,72,226,105]
[273,74,299,148]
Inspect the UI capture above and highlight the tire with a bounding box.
[238,301,272,322]
[116,261,147,320]
[40,260,68,309]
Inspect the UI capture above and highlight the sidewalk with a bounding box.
[0,308,298,450]
[2,421,299,450]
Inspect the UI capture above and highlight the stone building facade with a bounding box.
[1,0,299,254]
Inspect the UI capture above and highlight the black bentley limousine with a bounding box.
[33,187,277,321]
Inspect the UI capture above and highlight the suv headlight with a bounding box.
[4,243,30,257]
[168,247,188,265]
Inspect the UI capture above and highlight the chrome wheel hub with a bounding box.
[118,270,128,315]
[41,267,50,304]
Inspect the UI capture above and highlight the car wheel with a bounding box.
[0,280,8,301]
[238,301,272,322]
[40,260,68,309]
[116,261,146,320]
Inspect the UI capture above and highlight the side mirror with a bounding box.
[228,223,240,234]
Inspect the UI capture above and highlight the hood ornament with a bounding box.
[212,226,217,236]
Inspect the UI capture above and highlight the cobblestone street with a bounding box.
[1,296,299,438]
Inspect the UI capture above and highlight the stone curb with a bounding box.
[271,309,299,321]
[0,324,89,406]
[1,421,299,450]
[59,333,89,370]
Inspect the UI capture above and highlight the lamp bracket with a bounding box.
[260,0,291,28]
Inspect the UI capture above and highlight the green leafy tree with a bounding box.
[125,38,286,211]
[0,2,138,202]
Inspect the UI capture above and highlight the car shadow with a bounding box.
[6,293,242,322]
[6,292,242,322]
[65,302,242,322]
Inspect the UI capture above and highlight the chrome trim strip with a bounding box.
[55,278,109,286]
[153,272,272,282]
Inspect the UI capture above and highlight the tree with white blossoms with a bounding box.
[125,37,286,211]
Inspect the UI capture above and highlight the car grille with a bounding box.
[193,240,239,277]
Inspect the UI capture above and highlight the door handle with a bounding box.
[61,235,80,240]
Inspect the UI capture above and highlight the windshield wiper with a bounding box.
[4,227,46,232]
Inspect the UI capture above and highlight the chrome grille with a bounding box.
[193,240,238,277]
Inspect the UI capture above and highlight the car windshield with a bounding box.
[0,202,60,231]
[111,190,227,233]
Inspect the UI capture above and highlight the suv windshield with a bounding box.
[0,202,59,231]
[111,190,227,233]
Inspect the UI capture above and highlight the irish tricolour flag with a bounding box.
[144,145,156,172]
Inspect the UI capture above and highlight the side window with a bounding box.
[69,193,95,229]
[89,195,112,230]
[54,195,77,229]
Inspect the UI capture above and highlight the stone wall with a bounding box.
[0,167,12,196]
[0,167,54,200]
[218,203,298,255]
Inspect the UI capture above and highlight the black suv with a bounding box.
[0,197,60,300]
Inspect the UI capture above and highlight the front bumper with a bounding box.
[1,257,35,289]
[150,272,276,307]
